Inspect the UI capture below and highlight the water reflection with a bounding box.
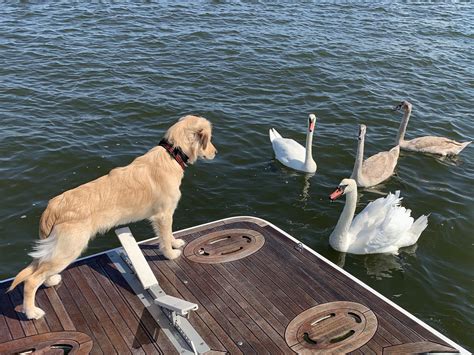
[400,150,464,167]
[270,159,315,204]
[434,154,464,167]
[359,184,391,197]
[335,244,418,280]
[363,253,404,280]
[300,173,314,202]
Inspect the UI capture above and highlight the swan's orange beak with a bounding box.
[329,187,344,201]
[308,114,316,132]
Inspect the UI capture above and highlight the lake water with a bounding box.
[1,2,472,350]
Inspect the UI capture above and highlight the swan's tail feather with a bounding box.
[457,141,471,154]
[405,214,429,247]
[269,128,282,142]
[385,190,402,208]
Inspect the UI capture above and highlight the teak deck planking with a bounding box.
[0,217,462,354]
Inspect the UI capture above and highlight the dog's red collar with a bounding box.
[159,139,189,170]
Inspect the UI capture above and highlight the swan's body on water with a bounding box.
[269,114,317,173]
[395,101,471,156]
[350,124,399,188]
[329,178,428,255]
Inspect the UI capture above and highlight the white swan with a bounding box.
[269,114,317,173]
[395,101,471,156]
[329,178,428,255]
[350,124,399,188]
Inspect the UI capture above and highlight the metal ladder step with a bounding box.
[115,227,159,290]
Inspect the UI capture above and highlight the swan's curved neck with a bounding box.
[330,188,357,251]
[396,107,411,145]
[304,128,315,169]
[351,133,365,179]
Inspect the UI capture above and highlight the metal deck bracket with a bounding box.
[109,227,209,355]
[295,242,304,252]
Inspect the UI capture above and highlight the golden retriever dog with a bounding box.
[8,115,217,320]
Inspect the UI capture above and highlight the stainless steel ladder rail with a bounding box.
[113,227,209,354]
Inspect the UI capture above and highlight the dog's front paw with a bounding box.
[162,248,182,260]
[44,274,62,287]
[25,306,45,320]
[172,239,186,249]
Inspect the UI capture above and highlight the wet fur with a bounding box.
[8,115,217,320]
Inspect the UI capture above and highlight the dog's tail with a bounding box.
[8,229,63,292]
[7,263,36,292]
[8,206,60,292]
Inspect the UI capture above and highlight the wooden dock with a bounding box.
[0,216,466,354]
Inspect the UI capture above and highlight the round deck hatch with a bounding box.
[285,301,377,354]
[183,228,265,264]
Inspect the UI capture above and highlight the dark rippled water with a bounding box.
[1,2,473,349]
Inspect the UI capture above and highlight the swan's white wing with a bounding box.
[346,197,390,252]
[397,214,428,248]
[362,206,414,254]
[350,191,401,235]
[348,191,415,254]
[271,137,306,167]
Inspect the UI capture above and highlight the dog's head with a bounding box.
[164,115,217,164]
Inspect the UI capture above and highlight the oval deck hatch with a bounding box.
[285,301,378,354]
[0,331,93,354]
[184,228,265,263]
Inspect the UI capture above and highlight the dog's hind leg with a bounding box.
[23,223,91,319]
[23,261,71,319]
[23,261,69,319]
[150,212,183,259]
[23,269,47,319]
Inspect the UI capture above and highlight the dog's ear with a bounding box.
[198,128,210,150]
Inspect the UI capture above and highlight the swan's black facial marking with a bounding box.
[393,102,404,111]
[308,116,315,132]
[339,184,348,192]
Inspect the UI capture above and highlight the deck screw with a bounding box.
[295,243,304,252]
[237,341,243,346]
